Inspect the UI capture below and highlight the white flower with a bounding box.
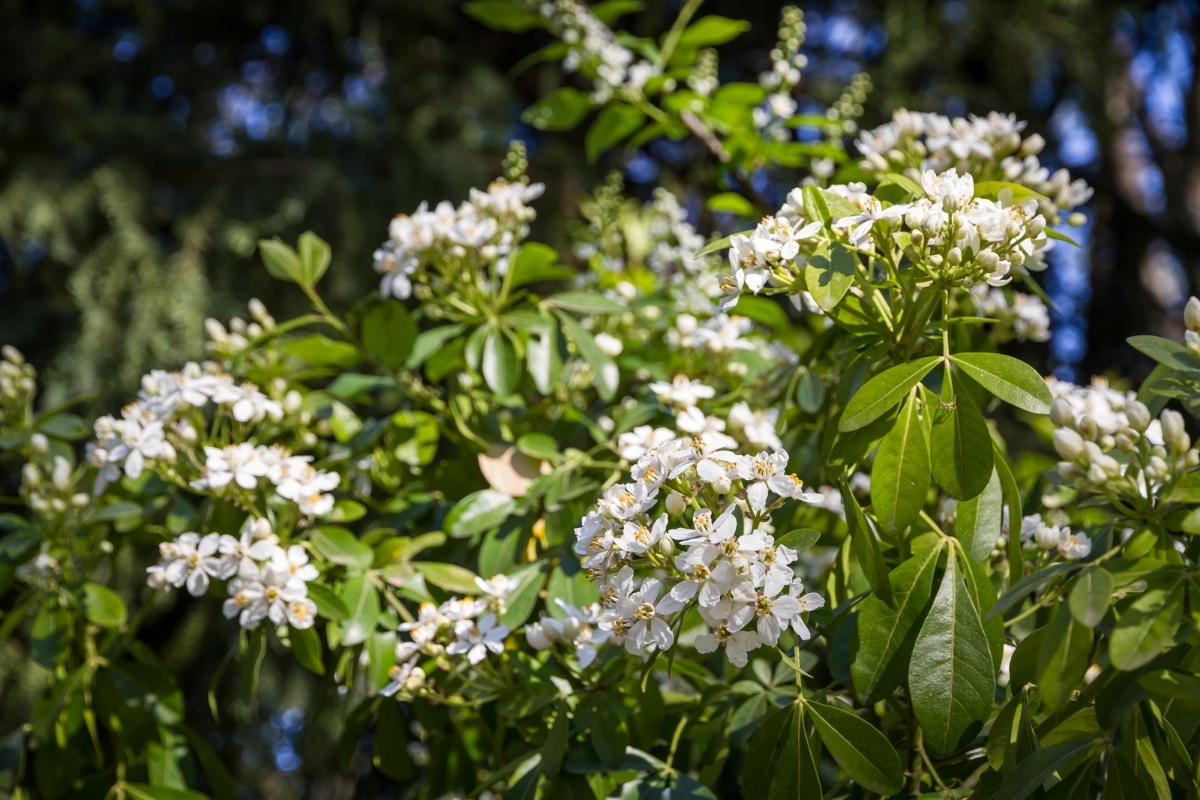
[617,425,675,461]
[649,374,716,408]
[193,443,269,491]
[833,197,910,246]
[447,613,508,665]
[1057,528,1091,560]
[695,625,761,667]
[151,532,238,596]
[270,544,320,584]
[728,403,782,451]
[787,581,825,640]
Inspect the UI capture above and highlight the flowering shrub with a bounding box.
[2,3,1198,799]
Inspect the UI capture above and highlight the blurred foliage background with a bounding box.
[0,0,1197,795]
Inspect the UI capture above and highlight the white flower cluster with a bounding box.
[88,362,284,493]
[1048,379,1197,497]
[619,398,784,467]
[969,285,1050,342]
[574,435,825,667]
[191,442,340,516]
[645,189,728,316]
[855,110,1093,221]
[718,167,1054,314]
[373,178,545,300]
[1020,513,1091,561]
[538,0,660,102]
[204,297,276,357]
[525,599,609,667]
[381,575,518,697]
[147,518,320,630]
[754,6,807,135]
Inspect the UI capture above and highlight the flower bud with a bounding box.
[1188,449,1200,468]
[30,433,49,455]
[1027,215,1046,237]
[666,491,687,516]
[594,332,624,358]
[1049,399,1074,428]
[1115,433,1135,452]
[525,621,559,651]
[284,390,303,415]
[712,474,732,494]
[1086,463,1109,484]
[21,462,40,489]
[560,616,581,642]
[1053,428,1086,461]
[947,247,962,266]
[910,229,924,248]
[51,457,71,493]
[71,493,90,508]
[676,314,698,336]
[1,345,23,365]
[657,536,675,558]
[1020,133,1045,156]
[1186,297,1200,331]
[1035,522,1060,550]
[1098,434,1115,452]
[1161,409,1189,451]
[1126,400,1151,432]
[1077,416,1098,440]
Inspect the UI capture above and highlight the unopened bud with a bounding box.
[947,247,962,266]
[910,229,924,248]
[1162,409,1189,451]
[51,457,71,493]
[1053,428,1086,461]
[30,433,49,455]
[1027,215,1046,237]
[1049,399,1074,427]
[21,462,40,489]
[1126,401,1151,432]
[1115,433,1135,452]
[657,536,675,558]
[1078,416,1098,440]
[71,493,90,508]
[1186,297,1200,331]
[666,491,687,516]
[1098,434,1115,452]
[1,345,23,365]
[1067,212,1087,227]
[1020,133,1045,156]
[284,390,303,415]
[713,475,732,494]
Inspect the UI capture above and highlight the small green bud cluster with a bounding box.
[0,346,36,432]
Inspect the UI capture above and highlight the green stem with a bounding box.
[658,0,705,67]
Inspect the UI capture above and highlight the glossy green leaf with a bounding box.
[805,241,856,312]
[81,582,126,629]
[445,489,516,538]
[986,687,1036,771]
[1036,604,1093,711]
[289,626,325,676]
[339,574,380,647]
[987,562,1082,620]
[282,334,360,368]
[931,387,994,500]
[1102,750,1158,800]
[740,703,808,800]
[909,555,995,753]
[125,786,209,800]
[956,468,1003,563]
[258,237,302,283]
[1109,576,1185,671]
[839,357,942,432]
[516,432,558,461]
[542,701,569,777]
[546,291,626,315]
[499,563,545,628]
[585,104,645,162]
[522,87,593,131]
[851,544,942,702]
[296,231,331,286]
[415,562,480,594]
[1127,335,1200,372]
[361,301,418,370]
[311,526,374,571]
[994,739,1102,800]
[676,15,751,47]
[841,483,894,606]
[807,700,904,794]
[871,392,930,533]
[774,528,821,554]
[464,0,544,31]
[1068,568,1114,629]
[554,310,618,400]
[482,327,520,395]
[951,352,1053,414]
[526,313,564,396]
[707,192,757,217]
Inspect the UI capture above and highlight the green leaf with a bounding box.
[500,683,560,720]
[805,240,857,312]
[464,0,544,31]
[526,313,564,395]
[585,104,645,162]
[1109,575,1184,671]
[325,373,398,399]
[676,15,751,47]
[307,582,350,621]
[986,687,1037,771]
[181,726,238,800]
[909,555,995,753]
[839,357,942,432]
[592,0,643,24]
[80,582,127,629]
[696,234,733,258]
[36,413,89,440]
[297,231,331,286]
[290,626,325,676]
[1127,334,1200,372]
[802,184,832,224]
[339,574,380,647]
[311,526,374,571]
[542,701,569,777]
[361,301,418,370]
[841,483,894,607]
[546,291,626,315]
[366,630,396,693]
[415,562,480,594]
[740,703,797,799]
[523,87,594,131]
[391,409,440,466]
[774,528,821,554]
[499,563,545,628]
[373,698,413,780]
[973,181,1050,205]
[554,310,618,400]
[707,192,757,217]
[407,323,466,369]
[1068,568,1113,629]
[994,739,1102,800]
[807,700,904,794]
[956,468,1003,563]
[876,173,924,204]
[283,334,360,368]
[871,392,930,533]
[1035,604,1093,711]
[259,237,302,283]
[509,244,571,290]
[851,544,942,702]
[950,352,1053,414]
[125,787,208,800]
[931,387,994,500]
[516,432,559,461]
[482,327,520,395]
[1102,750,1159,800]
[445,489,516,538]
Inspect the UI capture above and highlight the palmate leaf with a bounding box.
[838,356,942,431]
[950,352,1053,414]
[806,700,904,795]
[909,554,995,753]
